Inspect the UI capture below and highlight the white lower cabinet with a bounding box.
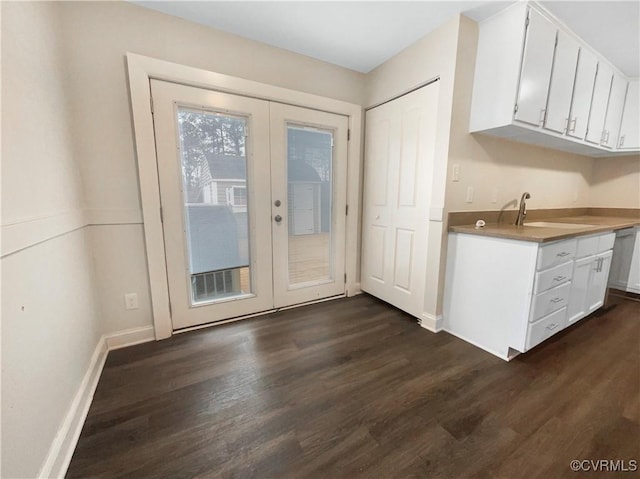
[443,231,615,360]
[568,237,614,323]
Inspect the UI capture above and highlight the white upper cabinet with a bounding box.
[585,63,613,144]
[515,8,557,126]
[566,48,598,140]
[469,1,638,157]
[601,74,628,148]
[544,30,580,134]
[618,81,639,149]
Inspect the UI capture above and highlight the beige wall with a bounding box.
[56,0,365,334]
[1,2,102,477]
[589,155,640,208]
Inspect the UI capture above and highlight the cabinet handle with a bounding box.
[550,297,563,303]
[547,323,559,331]
[619,135,625,148]
[593,257,603,272]
[569,118,577,133]
[556,251,570,257]
[553,275,566,282]
[539,108,546,125]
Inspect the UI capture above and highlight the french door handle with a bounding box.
[274,215,283,223]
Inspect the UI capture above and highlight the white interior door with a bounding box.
[361,82,438,318]
[151,80,348,330]
[270,103,348,307]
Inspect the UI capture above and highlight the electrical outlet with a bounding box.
[124,293,139,310]
[452,164,460,182]
[466,186,474,203]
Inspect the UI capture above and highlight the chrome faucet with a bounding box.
[515,192,531,226]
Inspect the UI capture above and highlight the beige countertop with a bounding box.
[449,215,640,243]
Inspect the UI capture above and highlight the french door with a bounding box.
[151,80,348,330]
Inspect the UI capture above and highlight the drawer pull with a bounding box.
[546,323,559,331]
[550,297,564,303]
[553,275,566,282]
[556,252,570,257]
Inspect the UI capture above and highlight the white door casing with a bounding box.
[361,82,439,318]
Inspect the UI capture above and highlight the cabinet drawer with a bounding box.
[537,239,577,270]
[534,261,573,294]
[526,307,567,350]
[576,235,599,258]
[598,232,615,252]
[530,282,571,322]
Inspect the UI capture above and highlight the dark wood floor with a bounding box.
[67,294,639,478]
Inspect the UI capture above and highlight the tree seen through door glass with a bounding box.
[177,108,251,303]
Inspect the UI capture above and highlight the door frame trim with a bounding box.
[126,53,363,339]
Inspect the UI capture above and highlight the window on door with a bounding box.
[177,108,251,303]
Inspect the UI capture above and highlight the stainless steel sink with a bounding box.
[524,221,596,229]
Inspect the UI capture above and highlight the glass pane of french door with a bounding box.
[287,125,334,286]
[176,108,252,304]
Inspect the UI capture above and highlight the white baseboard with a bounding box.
[420,312,443,332]
[39,325,155,478]
[39,336,108,479]
[105,325,156,350]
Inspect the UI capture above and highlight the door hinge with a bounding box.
[347,129,351,141]
[150,96,154,114]
[525,11,530,28]
[159,206,163,223]
[168,300,172,316]
[344,273,347,283]
[345,204,349,216]
[555,33,558,47]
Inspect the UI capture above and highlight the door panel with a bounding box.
[585,63,613,144]
[567,48,597,140]
[151,80,274,329]
[362,82,438,318]
[514,8,557,126]
[269,103,348,307]
[543,30,579,134]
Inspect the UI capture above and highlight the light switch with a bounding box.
[452,164,460,182]
[466,186,474,203]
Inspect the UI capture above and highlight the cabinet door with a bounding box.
[601,75,627,148]
[585,63,613,144]
[609,229,636,290]
[567,48,598,140]
[568,255,594,323]
[514,8,557,127]
[618,81,639,149]
[544,30,579,134]
[587,250,613,313]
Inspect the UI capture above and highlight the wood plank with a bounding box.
[67,294,640,478]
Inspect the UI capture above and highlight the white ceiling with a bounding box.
[133,1,640,76]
